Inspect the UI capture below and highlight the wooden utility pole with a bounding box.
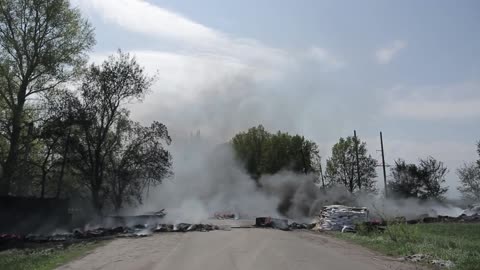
[319,162,325,189]
[354,130,361,190]
[380,131,388,198]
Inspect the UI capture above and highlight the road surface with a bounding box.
[58,229,417,270]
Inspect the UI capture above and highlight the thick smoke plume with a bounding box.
[123,61,465,222]
[131,137,464,223]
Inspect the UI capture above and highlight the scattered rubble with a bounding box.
[313,205,368,231]
[341,225,356,233]
[431,259,455,269]
[403,253,431,263]
[288,222,313,230]
[2,203,479,249]
[402,254,455,269]
[103,209,166,227]
[255,218,313,231]
[214,211,237,220]
[416,214,480,223]
[0,222,223,248]
[255,217,290,230]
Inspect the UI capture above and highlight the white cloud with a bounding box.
[308,47,345,71]
[387,99,480,119]
[375,40,407,64]
[90,50,260,103]
[383,82,480,120]
[74,0,292,81]
[73,0,219,44]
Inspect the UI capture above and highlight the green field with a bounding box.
[336,223,480,270]
[0,241,105,270]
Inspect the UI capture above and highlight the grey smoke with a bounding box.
[133,139,280,223]
[133,137,356,223]
[133,137,462,223]
[122,52,465,222]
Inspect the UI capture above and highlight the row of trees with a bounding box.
[232,126,479,203]
[388,142,480,202]
[0,0,172,213]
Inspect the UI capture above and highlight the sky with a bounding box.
[71,0,480,197]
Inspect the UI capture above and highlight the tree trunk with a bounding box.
[113,194,122,214]
[56,132,71,198]
[40,170,47,198]
[349,165,354,193]
[91,187,103,216]
[1,101,24,196]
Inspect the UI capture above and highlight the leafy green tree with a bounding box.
[325,136,377,193]
[457,142,480,203]
[29,90,79,198]
[231,126,321,182]
[477,141,480,167]
[231,125,270,180]
[0,0,95,195]
[389,157,449,200]
[70,51,169,213]
[457,163,480,203]
[107,119,172,212]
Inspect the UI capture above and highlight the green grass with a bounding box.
[336,223,480,270]
[0,241,106,270]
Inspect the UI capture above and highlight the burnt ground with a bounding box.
[56,228,420,270]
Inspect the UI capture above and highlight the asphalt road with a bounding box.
[57,229,416,270]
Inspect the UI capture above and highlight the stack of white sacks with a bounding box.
[316,205,368,231]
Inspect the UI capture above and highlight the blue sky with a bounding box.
[72,0,480,196]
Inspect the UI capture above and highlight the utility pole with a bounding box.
[380,131,388,198]
[354,130,361,190]
[319,162,325,189]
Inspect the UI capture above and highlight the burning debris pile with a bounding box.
[3,202,480,251]
[155,223,221,232]
[255,217,314,231]
[312,205,368,232]
[413,213,480,224]
[214,211,237,220]
[0,220,224,249]
[103,209,166,227]
[255,217,289,230]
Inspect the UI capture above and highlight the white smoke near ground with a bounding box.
[359,197,465,220]
[129,136,466,224]
[75,0,478,219]
[131,136,356,223]
[132,139,281,223]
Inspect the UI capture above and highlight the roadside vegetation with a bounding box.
[0,241,105,270]
[336,223,480,270]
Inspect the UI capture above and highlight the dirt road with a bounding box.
[58,229,416,270]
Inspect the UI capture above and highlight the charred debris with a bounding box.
[2,204,480,250]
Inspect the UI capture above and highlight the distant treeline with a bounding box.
[231,125,480,203]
